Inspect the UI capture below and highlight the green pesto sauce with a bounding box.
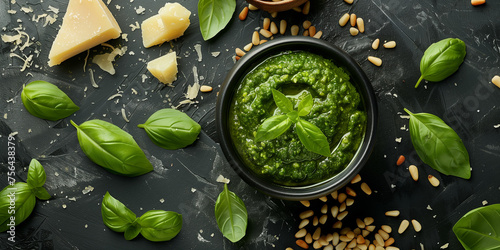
[229,51,367,186]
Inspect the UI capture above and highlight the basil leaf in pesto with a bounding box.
[296,119,331,157]
[198,0,236,40]
[71,120,153,177]
[138,210,183,242]
[272,89,294,113]
[298,94,313,117]
[405,108,471,179]
[255,115,292,142]
[138,109,201,150]
[453,204,500,250]
[101,192,140,239]
[415,38,466,88]
[21,80,80,121]
[215,184,248,243]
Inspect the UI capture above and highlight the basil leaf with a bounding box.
[27,159,46,188]
[32,187,51,200]
[0,182,36,232]
[405,108,471,179]
[297,94,313,117]
[138,109,201,150]
[124,221,142,241]
[453,204,500,250]
[215,184,248,243]
[272,89,293,114]
[287,110,299,123]
[21,80,80,121]
[296,119,331,157]
[71,120,153,177]
[255,115,292,142]
[101,192,138,234]
[198,0,236,40]
[415,38,466,88]
[138,210,182,242]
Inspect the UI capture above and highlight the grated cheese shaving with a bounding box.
[216,175,230,184]
[9,53,33,72]
[135,6,145,15]
[211,51,220,57]
[89,69,99,88]
[7,10,16,14]
[21,6,33,13]
[194,44,202,62]
[48,5,59,14]
[92,46,127,75]
[129,21,140,31]
[121,108,130,122]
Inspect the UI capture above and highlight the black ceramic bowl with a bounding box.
[216,36,377,201]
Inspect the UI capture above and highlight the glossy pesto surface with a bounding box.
[229,51,366,186]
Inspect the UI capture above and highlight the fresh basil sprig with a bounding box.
[255,89,330,157]
[101,192,182,242]
[0,159,51,232]
[453,204,500,249]
[405,108,471,179]
[214,184,248,243]
[71,119,153,177]
[198,0,236,40]
[415,38,466,88]
[138,109,201,150]
[21,80,80,120]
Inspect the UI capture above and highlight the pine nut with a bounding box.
[337,211,348,221]
[353,228,361,235]
[326,233,333,242]
[339,13,350,27]
[385,210,400,217]
[305,233,313,243]
[332,232,340,245]
[300,210,314,219]
[303,30,309,36]
[300,200,310,207]
[313,240,322,249]
[351,174,362,184]
[321,204,328,214]
[339,202,347,212]
[357,235,365,244]
[471,0,486,6]
[319,214,328,224]
[324,245,333,250]
[299,219,309,229]
[309,26,316,37]
[270,11,277,18]
[428,175,440,187]
[350,14,357,26]
[333,221,342,229]
[263,18,270,30]
[331,206,339,218]
[365,225,376,232]
[372,38,380,50]
[296,239,309,249]
[344,0,354,4]
[386,247,400,250]
[336,242,347,250]
[368,56,382,66]
[302,1,311,15]
[338,193,347,203]
[248,4,258,10]
[313,30,323,39]
[364,217,374,226]
[286,248,294,250]
[358,244,368,250]
[361,182,372,195]
[346,198,355,206]
[362,229,370,237]
[243,43,253,52]
[200,85,213,92]
[381,225,392,234]
[409,165,419,181]
[347,239,357,248]
[369,244,376,250]
[375,246,385,250]
[357,17,365,33]
[291,25,299,36]
[295,228,307,238]
[378,229,389,240]
[374,233,384,247]
[303,20,312,29]
[385,237,395,247]
[313,227,321,240]
[292,7,302,12]
[235,48,245,57]
[350,27,359,36]
[319,196,328,202]
[280,20,287,35]
[267,22,276,35]
[398,219,410,234]
[235,56,241,61]
[412,219,422,232]
[384,41,397,49]
[260,29,273,38]
[340,227,351,235]
[252,31,260,45]
[312,216,319,226]
[259,39,267,45]
[239,7,249,21]
[396,155,405,165]
[492,75,500,88]
[331,190,338,199]
[340,235,351,242]
[356,218,366,228]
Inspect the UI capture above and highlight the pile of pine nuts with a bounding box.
[235,1,321,60]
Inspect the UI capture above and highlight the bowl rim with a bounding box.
[216,36,378,201]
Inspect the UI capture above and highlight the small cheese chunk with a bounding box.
[147,52,178,85]
[141,3,191,48]
[48,0,121,66]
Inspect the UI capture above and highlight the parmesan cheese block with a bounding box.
[147,52,178,85]
[141,3,191,48]
[48,0,121,66]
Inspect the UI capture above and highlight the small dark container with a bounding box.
[216,37,377,201]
